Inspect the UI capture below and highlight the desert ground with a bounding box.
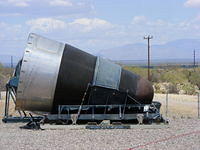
[154,93,199,118]
[0,92,200,150]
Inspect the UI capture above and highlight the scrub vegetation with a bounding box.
[0,62,199,95]
[0,63,13,91]
[124,66,200,95]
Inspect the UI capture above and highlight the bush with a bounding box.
[0,63,13,91]
[124,66,200,95]
[188,70,200,89]
[123,66,148,79]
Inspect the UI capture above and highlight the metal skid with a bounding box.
[45,103,163,124]
[44,84,164,124]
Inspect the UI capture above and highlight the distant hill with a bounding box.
[1,38,200,66]
[98,39,200,63]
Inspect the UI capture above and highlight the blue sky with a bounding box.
[0,0,200,57]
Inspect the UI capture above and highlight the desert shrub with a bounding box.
[0,62,3,72]
[123,66,148,79]
[125,66,200,95]
[153,82,178,94]
[168,83,178,93]
[151,69,164,82]
[159,69,188,84]
[182,83,196,95]
[0,63,14,90]
[188,70,200,89]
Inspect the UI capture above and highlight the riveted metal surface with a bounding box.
[16,33,65,111]
[92,57,121,90]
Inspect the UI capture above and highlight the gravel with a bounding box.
[0,118,200,150]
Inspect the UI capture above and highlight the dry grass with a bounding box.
[154,93,199,118]
[0,91,19,119]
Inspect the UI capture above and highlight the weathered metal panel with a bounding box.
[93,57,121,90]
[16,33,65,111]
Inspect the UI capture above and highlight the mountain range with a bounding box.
[97,39,200,64]
[1,38,200,66]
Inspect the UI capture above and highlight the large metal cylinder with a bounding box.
[16,33,154,112]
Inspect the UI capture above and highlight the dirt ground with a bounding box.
[0,92,200,150]
[0,118,200,150]
[154,93,199,118]
[0,91,19,119]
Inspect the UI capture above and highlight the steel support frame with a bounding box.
[3,84,27,123]
[48,104,161,122]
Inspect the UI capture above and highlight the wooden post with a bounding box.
[144,35,153,81]
[166,92,169,119]
[198,93,200,119]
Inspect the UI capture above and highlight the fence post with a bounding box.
[198,93,200,119]
[166,91,168,119]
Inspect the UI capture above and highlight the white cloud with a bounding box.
[0,22,7,29]
[178,15,200,30]
[26,18,66,32]
[0,13,21,17]
[24,16,200,52]
[25,17,114,34]
[49,0,73,7]
[0,0,30,7]
[0,0,73,7]
[3,14,200,56]
[184,0,200,7]
[0,0,95,19]
[132,16,147,24]
[132,16,173,27]
[0,22,22,34]
[0,21,25,56]
[69,18,113,32]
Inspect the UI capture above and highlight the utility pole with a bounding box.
[198,93,200,119]
[194,49,196,68]
[144,35,153,81]
[166,91,169,120]
[11,56,13,68]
